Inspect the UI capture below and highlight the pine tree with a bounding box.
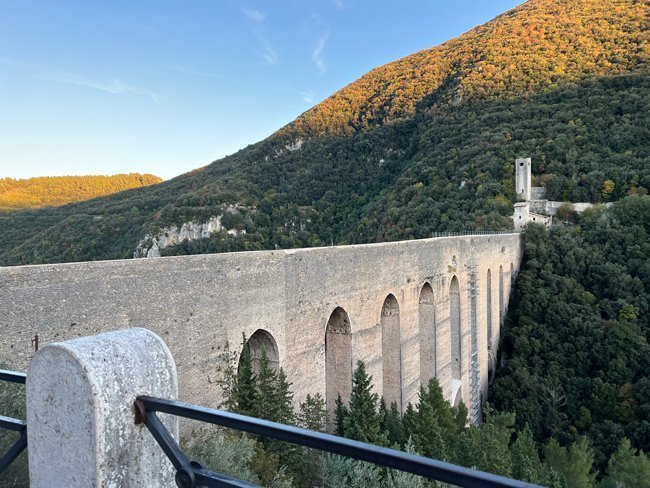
[599,438,650,488]
[381,400,407,448]
[334,394,349,436]
[543,437,596,488]
[343,361,383,444]
[510,426,549,485]
[457,409,515,477]
[297,394,328,487]
[255,349,284,421]
[232,334,257,417]
[273,368,295,425]
[299,393,327,432]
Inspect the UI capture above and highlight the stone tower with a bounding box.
[515,157,531,201]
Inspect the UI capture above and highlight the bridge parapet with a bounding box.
[26,328,178,487]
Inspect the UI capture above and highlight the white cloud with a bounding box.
[170,65,235,83]
[0,57,160,103]
[241,6,266,23]
[51,77,160,103]
[312,33,330,75]
[299,90,314,104]
[332,0,353,9]
[255,31,278,65]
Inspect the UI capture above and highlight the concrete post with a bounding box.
[26,328,178,487]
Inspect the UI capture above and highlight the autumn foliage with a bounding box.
[278,0,648,139]
[0,174,162,212]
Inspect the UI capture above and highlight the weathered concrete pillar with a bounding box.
[26,328,178,487]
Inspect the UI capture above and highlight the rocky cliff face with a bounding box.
[134,212,245,258]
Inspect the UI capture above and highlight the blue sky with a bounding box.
[0,0,522,180]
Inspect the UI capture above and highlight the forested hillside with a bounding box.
[279,0,647,139]
[492,195,650,475]
[0,0,647,266]
[0,174,162,212]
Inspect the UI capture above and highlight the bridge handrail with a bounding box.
[134,395,541,488]
[431,230,521,238]
[0,369,28,476]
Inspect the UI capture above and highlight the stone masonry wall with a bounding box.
[0,234,523,418]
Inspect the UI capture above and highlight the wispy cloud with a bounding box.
[170,65,235,83]
[241,6,266,23]
[0,57,160,103]
[254,31,278,65]
[299,90,314,104]
[49,77,160,103]
[332,0,353,9]
[312,33,330,75]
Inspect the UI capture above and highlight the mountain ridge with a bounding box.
[0,0,647,265]
[276,0,648,140]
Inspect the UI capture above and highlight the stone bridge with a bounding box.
[0,233,522,422]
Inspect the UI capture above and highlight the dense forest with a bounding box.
[0,174,162,212]
[491,195,650,476]
[0,0,647,265]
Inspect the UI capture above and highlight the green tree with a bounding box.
[334,394,349,436]
[543,438,596,488]
[380,400,407,448]
[599,438,650,488]
[404,379,457,461]
[457,409,515,477]
[298,393,327,432]
[343,361,383,444]
[231,334,257,417]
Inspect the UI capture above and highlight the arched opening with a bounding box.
[450,276,461,381]
[419,283,436,384]
[325,307,352,419]
[241,329,279,375]
[486,269,495,377]
[381,294,401,409]
[499,265,504,322]
[510,263,515,285]
[486,269,493,351]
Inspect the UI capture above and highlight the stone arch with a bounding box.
[381,294,401,409]
[419,282,436,384]
[241,329,279,374]
[450,276,461,382]
[499,265,504,322]
[325,307,352,418]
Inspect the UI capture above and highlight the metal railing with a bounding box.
[431,230,521,238]
[0,369,27,475]
[135,395,542,488]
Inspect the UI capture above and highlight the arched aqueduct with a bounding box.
[0,233,522,423]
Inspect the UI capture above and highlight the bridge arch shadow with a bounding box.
[419,282,436,386]
[325,306,352,420]
[381,294,401,411]
[239,329,279,375]
[449,274,463,408]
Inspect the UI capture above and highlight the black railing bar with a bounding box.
[0,429,27,475]
[194,467,260,488]
[142,410,190,471]
[142,410,258,488]
[137,396,540,488]
[0,370,26,385]
[0,415,26,433]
